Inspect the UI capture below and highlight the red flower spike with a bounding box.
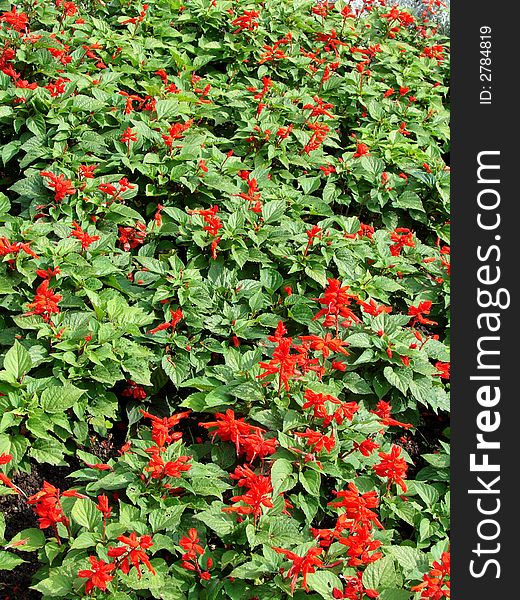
[78,556,115,594]
[373,445,409,492]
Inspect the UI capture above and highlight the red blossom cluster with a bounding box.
[25,280,62,322]
[259,32,292,64]
[148,307,183,335]
[40,171,76,202]
[179,528,212,580]
[373,444,409,492]
[390,227,416,256]
[333,571,380,599]
[411,551,450,599]
[0,237,38,266]
[119,222,146,251]
[121,380,147,400]
[224,465,274,523]
[231,10,260,33]
[307,483,383,576]
[201,409,277,462]
[237,175,262,213]
[107,532,155,577]
[274,546,324,594]
[302,388,359,428]
[304,121,330,154]
[70,222,100,251]
[313,278,361,330]
[408,300,437,327]
[162,119,193,149]
[187,205,223,259]
[28,482,85,540]
[139,409,192,484]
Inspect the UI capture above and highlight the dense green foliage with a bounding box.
[0,0,450,598]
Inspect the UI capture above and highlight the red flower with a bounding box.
[148,307,183,335]
[357,298,392,316]
[179,529,212,580]
[304,122,329,154]
[276,124,293,140]
[329,483,382,529]
[374,445,409,492]
[35,267,60,279]
[145,453,191,479]
[78,556,115,595]
[295,428,335,453]
[0,473,19,494]
[0,6,28,31]
[96,495,112,519]
[313,279,360,329]
[390,227,415,256]
[232,10,260,33]
[140,409,190,447]
[258,335,300,393]
[303,225,322,256]
[408,300,437,326]
[180,528,204,558]
[121,380,147,400]
[201,409,251,453]
[27,481,70,533]
[162,120,193,148]
[108,532,155,577]
[435,361,450,380]
[223,473,274,522]
[274,546,324,593]
[355,438,380,457]
[25,280,62,322]
[119,222,146,251]
[411,551,450,599]
[333,572,379,599]
[70,222,100,251]
[0,453,12,465]
[353,143,370,158]
[371,400,413,430]
[304,96,334,119]
[299,332,349,359]
[121,127,137,145]
[40,171,76,202]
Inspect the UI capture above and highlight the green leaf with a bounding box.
[271,458,296,496]
[149,506,185,532]
[195,504,235,537]
[0,435,29,465]
[362,556,398,590]
[229,557,271,579]
[306,571,344,599]
[2,341,32,381]
[299,469,320,496]
[0,551,25,570]
[383,367,412,396]
[8,528,45,552]
[394,191,424,212]
[260,268,283,293]
[71,498,102,530]
[40,384,86,413]
[32,573,72,596]
[378,590,412,600]
[262,200,286,223]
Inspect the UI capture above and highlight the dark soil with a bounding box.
[0,466,53,599]
[0,433,120,599]
[397,409,450,478]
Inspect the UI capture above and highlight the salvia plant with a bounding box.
[0,0,450,598]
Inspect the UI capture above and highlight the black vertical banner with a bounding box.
[452,1,518,598]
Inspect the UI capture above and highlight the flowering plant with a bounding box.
[0,0,449,597]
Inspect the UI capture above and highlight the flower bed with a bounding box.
[0,0,450,598]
